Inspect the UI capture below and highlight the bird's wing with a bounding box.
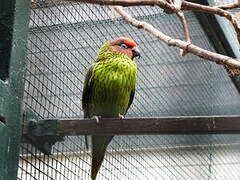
[82,65,95,150]
[125,88,135,115]
[82,65,94,118]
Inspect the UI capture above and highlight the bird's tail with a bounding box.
[85,136,89,150]
[91,135,114,180]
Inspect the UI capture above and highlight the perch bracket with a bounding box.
[24,119,64,155]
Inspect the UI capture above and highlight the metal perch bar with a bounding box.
[24,116,240,136]
[22,116,240,154]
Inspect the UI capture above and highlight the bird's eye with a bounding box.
[120,43,128,49]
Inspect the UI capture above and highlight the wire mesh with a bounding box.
[18,0,240,179]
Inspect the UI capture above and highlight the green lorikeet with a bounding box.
[82,37,140,180]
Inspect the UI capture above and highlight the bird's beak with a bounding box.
[132,47,141,59]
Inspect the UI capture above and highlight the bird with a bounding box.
[82,37,140,180]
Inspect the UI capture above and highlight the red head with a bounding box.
[108,37,140,60]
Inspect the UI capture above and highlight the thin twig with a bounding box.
[167,0,190,55]
[163,0,190,56]
[176,11,190,56]
[170,0,182,10]
[164,0,182,13]
[217,0,240,10]
[227,13,240,46]
[182,1,240,44]
[113,6,240,69]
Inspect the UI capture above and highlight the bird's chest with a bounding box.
[90,66,134,116]
[93,69,130,101]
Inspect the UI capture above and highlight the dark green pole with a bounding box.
[0,0,30,179]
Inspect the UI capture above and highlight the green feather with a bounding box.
[82,42,137,180]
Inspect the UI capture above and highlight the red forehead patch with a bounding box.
[123,38,137,47]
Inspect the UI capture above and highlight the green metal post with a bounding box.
[0,0,30,179]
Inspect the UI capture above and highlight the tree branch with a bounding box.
[113,6,240,69]
[63,0,240,44]
[62,0,240,69]
[63,0,240,13]
[63,0,182,13]
[64,0,166,7]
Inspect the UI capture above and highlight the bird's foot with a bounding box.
[91,115,101,124]
[118,114,124,120]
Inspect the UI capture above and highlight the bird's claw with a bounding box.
[91,115,101,124]
[118,114,124,120]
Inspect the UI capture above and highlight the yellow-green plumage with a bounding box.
[82,39,138,180]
